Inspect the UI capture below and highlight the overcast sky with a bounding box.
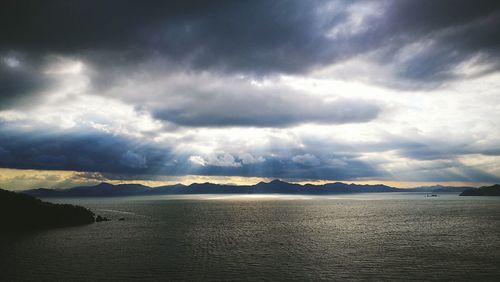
[1,0,500,189]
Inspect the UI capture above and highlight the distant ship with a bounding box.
[426,194,439,198]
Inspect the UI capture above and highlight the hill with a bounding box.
[459,184,500,196]
[0,188,95,232]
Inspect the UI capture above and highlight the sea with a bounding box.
[1,193,499,281]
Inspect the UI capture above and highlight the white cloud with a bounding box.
[189,155,207,166]
[189,152,241,167]
[240,153,265,165]
[3,56,20,68]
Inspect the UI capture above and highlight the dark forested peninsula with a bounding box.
[0,188,95,232]
[460,184,500,196]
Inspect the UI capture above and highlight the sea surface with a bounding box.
[1,193,499,281]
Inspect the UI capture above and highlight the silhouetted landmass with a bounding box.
[404,185,474,193]
[23,180,475,198]
[0,188,95,232]
[460,184,500,196]
[25,182,151,197]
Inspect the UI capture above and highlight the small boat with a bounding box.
[426,194,439,198]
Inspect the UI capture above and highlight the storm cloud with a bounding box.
[2,1,499,83]
[0,53,53,108]
[0,124,385,181]
[0,127,170,174]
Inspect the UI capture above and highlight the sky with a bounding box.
[1,0,500,190]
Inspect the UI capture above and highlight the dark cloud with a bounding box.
[387,136,500,161]
[0,53,51,109]
[383,0,500,35]
[0,0,497,116]
[374,0,500,83]
[182,155,383,181]
[0,0,210,52]
[0,0,339,75]
[392,163,500,183]
[151,88,381,127]
[0,125,381,180]
[2,0,497,85]
[0,127,172,174]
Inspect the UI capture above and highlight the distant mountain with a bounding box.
[26,182,151,197]
[0,188,95,232]
[22,180,476,198]
[405,185,472,193]
[460,184,500,196]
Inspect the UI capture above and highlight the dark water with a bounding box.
[1,193,499,281]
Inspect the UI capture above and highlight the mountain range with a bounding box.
[21,179,479,198]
